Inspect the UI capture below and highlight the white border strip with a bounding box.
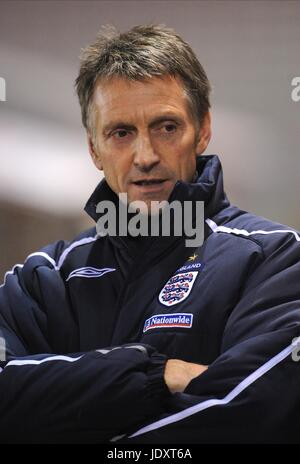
[127,339,297,439]
[3,344,148,369]
[5,354,83,367]
[0,264,23,289]
[0,235,99,288]
[206,218,300,241]
[27,252,58,269]
[57,237,98,269]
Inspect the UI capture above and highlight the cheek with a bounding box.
[180,157,196,180]
[102,157,129,192]
[170,141,197,177]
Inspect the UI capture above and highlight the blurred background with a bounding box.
[0,0,299,279]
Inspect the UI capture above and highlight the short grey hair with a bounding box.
[75,24,211,140]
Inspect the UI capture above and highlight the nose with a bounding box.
[133,134,160,172]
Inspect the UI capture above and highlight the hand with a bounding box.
[164,359,208,393]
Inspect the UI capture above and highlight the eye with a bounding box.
[162,123,177,133]
[113,129,130,139]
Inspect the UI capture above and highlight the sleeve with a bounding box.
[121,232,300,444]
[0,243,170,444]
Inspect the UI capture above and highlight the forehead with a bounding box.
[92,75,191,124]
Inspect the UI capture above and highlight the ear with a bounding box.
[195,111,212,154]
[87,133,103,171]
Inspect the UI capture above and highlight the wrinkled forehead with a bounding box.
[91,75,192,126]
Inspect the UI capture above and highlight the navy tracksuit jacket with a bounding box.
[1,155,300,443]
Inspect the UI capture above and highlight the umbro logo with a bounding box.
[66,267,116,282]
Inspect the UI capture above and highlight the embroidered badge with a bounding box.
[143,313,193,333]
[158,271,198,306]
[66,267,116,282]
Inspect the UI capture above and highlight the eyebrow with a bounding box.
[102,114,184,136]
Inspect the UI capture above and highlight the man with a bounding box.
[1,25,300,444]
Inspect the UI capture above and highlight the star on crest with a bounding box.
[188,253,198,262]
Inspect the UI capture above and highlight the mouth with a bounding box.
[132,178,168,195]
[130,178,169,195]
[132,178,167,186]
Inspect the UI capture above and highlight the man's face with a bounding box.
[88,75,211,209]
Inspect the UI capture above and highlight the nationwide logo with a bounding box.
[159,271,198,306]
[66,267,116,282]
[143,313,193,333]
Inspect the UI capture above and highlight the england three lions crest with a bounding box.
[159,271,199,306]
